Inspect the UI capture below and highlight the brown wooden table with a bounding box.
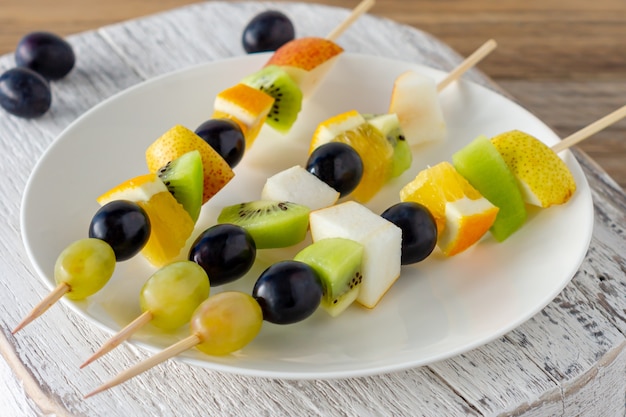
[1,0,625,191]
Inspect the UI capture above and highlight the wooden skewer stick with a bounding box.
[326,0,376,41]
[436,39,497,92]
[84,334,201,399]
[551,103,626,153]
[80,311,154,369]
[12,283,70,334]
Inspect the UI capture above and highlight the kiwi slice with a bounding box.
[365,113,412,178]
[241,65,303,134]
[217,200,310,249]
[452,135,527,241]
[157,150,204,223]
[294,238,364,317]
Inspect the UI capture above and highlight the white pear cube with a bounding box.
[262,165,339,210]
[388,70,446,146]
[309,201,402,308]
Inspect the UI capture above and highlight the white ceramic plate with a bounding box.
[21,53,593,379]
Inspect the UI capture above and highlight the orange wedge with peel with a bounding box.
[97,173,195,267]
[309,110,394,203]
[145,125,234,204]
[400,161,499,256]
[213,83,275,148]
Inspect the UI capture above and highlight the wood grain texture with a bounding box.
[0,2,625,416]
[1,0,625,191]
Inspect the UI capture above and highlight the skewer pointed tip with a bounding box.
[80,311,153,369]
[12,283,70,334]
[84,334,201,398]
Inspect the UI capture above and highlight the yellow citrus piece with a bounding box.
[309,110,366,152]
[96,173,163,204]
[310,110,394,203]
[145,125,234,204]
[400,161,499,256]
[213,83,275,147]
[97,173,194,267]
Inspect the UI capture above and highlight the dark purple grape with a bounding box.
[381,202,437,265]
[15,32,75,80]
[189,224,256,286]
[0,67,51,118]
[195,118,245,168]
[252,260,322,324]
[242,10,295,53]
[88,200,151,261]
[306,142,363,198]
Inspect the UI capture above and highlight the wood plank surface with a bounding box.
[1,0,625,191]
[0,2,625,417]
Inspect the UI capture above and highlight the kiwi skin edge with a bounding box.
[217,200,310,249]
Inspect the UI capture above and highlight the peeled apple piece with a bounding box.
[261,165,339,211]
[309,201,402,309]
[388,70,447,146]
[491,130,576,207]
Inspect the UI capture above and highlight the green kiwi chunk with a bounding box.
[365,113,412,178]
[217,200,310,249]
[294,238,363,317]
[241,65,303,134]
[452,135,527,241]
[157,150,204,223]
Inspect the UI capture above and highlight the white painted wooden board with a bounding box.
[0,2,624,416]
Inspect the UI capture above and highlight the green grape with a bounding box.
[55,238,116,300]
[140,261,210,331]
[191,291,263,355]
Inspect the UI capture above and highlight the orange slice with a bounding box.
[213,83,275,148]
[97,173,194,267]
[400,161,499,256]
[310,110,394,203]
[145,125,234,204]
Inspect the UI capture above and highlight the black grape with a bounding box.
[242,10,295,53]
[0,67,51,119]
[15,32,75,80]
[88,200,151,261]
[381,202,438,264]
[252,261,322,324]
[189,224,256,286]
[195,118,245,168]
[306,142,364,198]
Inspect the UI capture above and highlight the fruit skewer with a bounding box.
[81,224,257,367]
[84,103,626,399]
[402,102,626,255]
[213,0,375,145]
[12,201,151,334]
[79,260,210,369]
[304,38,497,203]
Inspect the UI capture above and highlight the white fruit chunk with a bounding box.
[261,165,339,210]
[309,201,402,309]
[388,70,446,146]
[282,56,342,98]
